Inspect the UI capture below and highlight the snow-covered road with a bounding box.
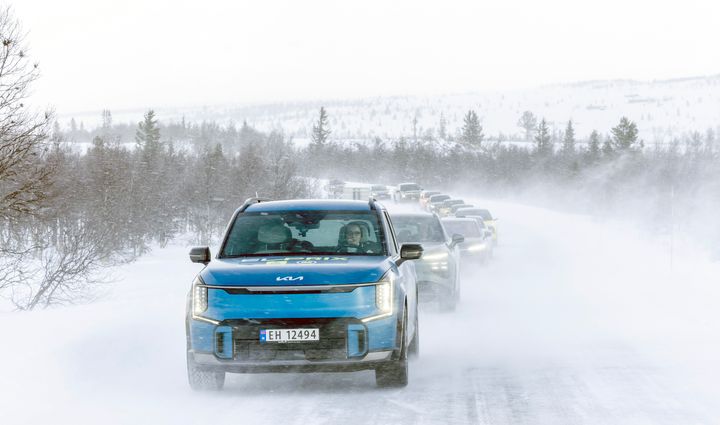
[2,199,719,424]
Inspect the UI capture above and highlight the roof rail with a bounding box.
[368,197,378,210]
[239,197,273,212]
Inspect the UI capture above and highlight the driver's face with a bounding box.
[346,225,362,246]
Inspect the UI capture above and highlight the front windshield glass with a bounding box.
[457,208,492,220]
[400,183,421,191]
[430,195,450,203]
[442,220,481,238]
[221,210,387,257]
[392,215,446,243]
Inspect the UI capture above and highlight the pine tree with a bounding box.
[461,110,483,148]
[136,110,161,150]
[311,107,331,147]
[611,116,639,151]
[561,120,576,155]
[135,110,162,164]
[534,118,552,156]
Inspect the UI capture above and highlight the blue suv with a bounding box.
[186,198,423,389]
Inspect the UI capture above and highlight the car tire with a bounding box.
[408,307,420,358]
[375,309,409,388]
[187,351,225,391]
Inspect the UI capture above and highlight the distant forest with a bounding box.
[4,102,720,310]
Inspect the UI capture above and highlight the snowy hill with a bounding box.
[60,74,720,144]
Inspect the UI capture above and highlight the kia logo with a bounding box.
[276,276,304,282]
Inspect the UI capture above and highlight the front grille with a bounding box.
[226,318,363,362]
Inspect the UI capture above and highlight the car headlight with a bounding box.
[423,251,448,262]
[468,244,486,252]
[375,276,394,314]
[193,275,208,314]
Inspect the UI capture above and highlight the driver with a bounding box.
[338,223,380,254]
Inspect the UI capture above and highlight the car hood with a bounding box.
[415,242,450,260]
[201,255,392,286]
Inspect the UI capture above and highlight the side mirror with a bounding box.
[450,233,465,247]
[484,230,493,239]
[397,243,423,266]
[189,246,211,264]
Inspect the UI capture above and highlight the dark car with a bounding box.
[391,212,464,311]
[440,217,492,263]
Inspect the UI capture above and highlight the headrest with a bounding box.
[257,223,291,244]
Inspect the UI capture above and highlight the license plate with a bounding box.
[260,328,319,343]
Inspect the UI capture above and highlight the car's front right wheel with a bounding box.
[187,351,225,391]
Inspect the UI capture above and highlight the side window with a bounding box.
[383,211,399,255]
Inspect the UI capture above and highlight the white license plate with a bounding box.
[260,328,319,343]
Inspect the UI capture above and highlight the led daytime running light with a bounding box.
[375,276,393,313]
[193,276,208,314]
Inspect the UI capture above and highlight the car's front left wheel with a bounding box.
[375,309,409,388]
[187,351,225,391]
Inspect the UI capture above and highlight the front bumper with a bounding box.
[190,350,394,373]
[398,193,420,202]
[189,314,399,372]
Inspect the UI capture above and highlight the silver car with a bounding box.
[391,212,464,311]
[440,217,493,263]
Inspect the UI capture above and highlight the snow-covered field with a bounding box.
[2,198,720,424]
[60,75,720,144]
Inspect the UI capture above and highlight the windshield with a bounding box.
[457,208,492,220]
[221,210,387,257]
[442,220,481,238]
[430,195,450,203]
[371,185,387,191]
[399,183,421,191]
[392,215,446,243]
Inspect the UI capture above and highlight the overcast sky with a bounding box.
[14,0,720,115]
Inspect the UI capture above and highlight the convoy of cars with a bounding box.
[185,182,499,391]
